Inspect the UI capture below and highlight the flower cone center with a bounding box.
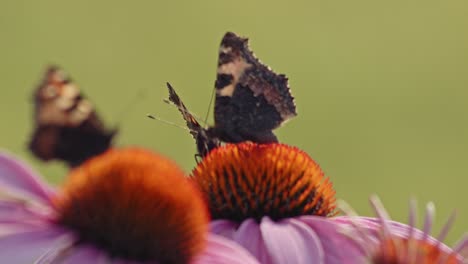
[192,142,336,222]
[55,148,208,264]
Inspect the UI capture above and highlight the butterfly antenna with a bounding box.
[203,85,216,128]
[114,87,149,126]
[147,114,191,132]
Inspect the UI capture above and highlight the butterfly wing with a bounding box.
[166,83,220,157]
[212,32,297,143]
[29,66,115,167]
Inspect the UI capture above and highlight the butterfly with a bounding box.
[167,32,297,158]
[29,66,116,167]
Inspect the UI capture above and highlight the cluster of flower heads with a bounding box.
[0,140,466,263]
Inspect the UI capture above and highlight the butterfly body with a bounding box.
[167,32,296,158]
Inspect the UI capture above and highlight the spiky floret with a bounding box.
[191,142,336,222]
[339,196,467,264]
[372,237,462,264]
[56,148,209,264]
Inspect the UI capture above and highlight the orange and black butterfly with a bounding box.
[29,66,116,167]
[167,32,297,158]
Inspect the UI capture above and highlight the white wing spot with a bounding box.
[217,57,252,97]
[219,45,232,54]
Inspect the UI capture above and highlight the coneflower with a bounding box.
[337,195,467,264]
[191,142,363,263]
[0,149,260,264]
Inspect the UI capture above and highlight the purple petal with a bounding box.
[210,220,238,238]
[0,199,55,234]
[0,200,54,224]
[0,151,55,204]
[193,234,260,264]
[452,234,468,259]
[233,218,271,263]
[260,217,324,264]
[301,216,367,263]
[0,222,54,237]
[0,226,73,263]
[335,216,460,260]
[52,245,109,264]
[0,200,38,220]
[34,236,76,264]
[334,216,380,228]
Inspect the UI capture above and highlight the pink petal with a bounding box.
[0,151,55,204]
[193,234,260,264]
[0,200,37,220]
[260,217,324,264]
[339,217,441,245]
[301,216,367,263]
[0,220,55,237]
[0,226,73,263]
[210,220,238,238]
[233,218,271,263]
[52,245,109,264]
[0,200,54,224]
[34,236,75,264]
[0,200,54,235]
[334,216,462,261]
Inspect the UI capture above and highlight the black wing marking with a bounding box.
[212,32,296,143]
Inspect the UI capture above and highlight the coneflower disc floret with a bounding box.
[192,142,336,222]
[56,148,209,263]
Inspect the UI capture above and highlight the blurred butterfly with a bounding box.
[167,32,296,158]
[29,66,116,167]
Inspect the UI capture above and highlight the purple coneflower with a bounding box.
[0,148,260,264]
[191,142,364,263]
[336,195,467,263]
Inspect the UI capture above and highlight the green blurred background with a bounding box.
[1,1,466,243]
